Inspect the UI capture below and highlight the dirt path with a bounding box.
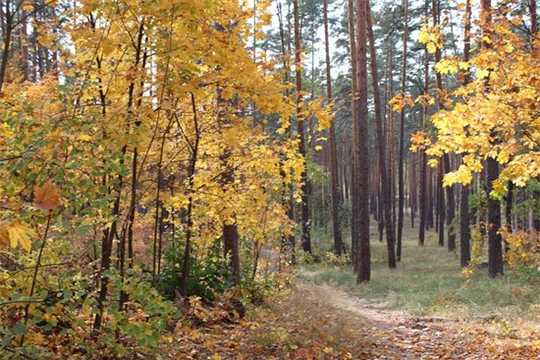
[297,281,540,360]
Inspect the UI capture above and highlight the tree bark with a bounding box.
[437,160,445,247]
[486,158,504,277]
[348,0,359,270]
[323,0,344,256]
[367,0,395,268]
[0,0,13,94]
[354,0,371,283]
[418,48,429,245]
[397,0,409,261]
[480,0,504,277]
[459,0,472,268]
[444,155,456,252]
[293,0,312,254]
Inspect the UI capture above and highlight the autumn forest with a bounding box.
[0,0,538,358]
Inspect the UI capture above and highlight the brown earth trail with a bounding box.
[297,281,539,359]
[164,271,538,359]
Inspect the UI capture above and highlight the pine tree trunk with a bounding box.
[397,0,409,261]
[293,0,312,253]
[367,0,395,268]
[323,0,344,256]
[348,0,360,271]
[418,59,428,245]
[354,0,371,283]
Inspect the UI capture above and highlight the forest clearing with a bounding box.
[0,0,538,359]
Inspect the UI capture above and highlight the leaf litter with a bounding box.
[164,280,540,359]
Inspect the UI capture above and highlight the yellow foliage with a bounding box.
[389,94,415,112]
[435,57,460,75]
[415,8,540,192]
[504,230,540,277]
[0,221,36,252]
[417,23,444,53]
[462,228,486,281]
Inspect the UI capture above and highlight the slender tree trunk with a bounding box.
[277,1,296,262]
[91,12,126,332]
[480,0,504,277]
[0,0,13,94]
[460,0,472,267]
[444,154,456,251]
[354,0,371,282]
[504,182,513,232]
[20,7,29,81]
[418,45,429,245]
[348,0,360,270]
[293,0,311,254]
[409,154,417,228]
[218,101,241,284]
[486,158,503,277]
[367,0,395,268]
[528,0,537,49]
[180,93,201,295]
[397,0,409,261]
[323,0,344,256]
[119,21,146,311]
[429,0,456,252]
[437,160,445,246]
[460,184,471,267]
[223,222,241,285]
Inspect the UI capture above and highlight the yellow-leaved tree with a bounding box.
[0,0,331,356]
[411,3,539,278]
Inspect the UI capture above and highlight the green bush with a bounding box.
[157,238,234,301]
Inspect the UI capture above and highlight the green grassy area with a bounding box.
[300,222,540,326]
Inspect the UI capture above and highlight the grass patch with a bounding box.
[303,222,540,326]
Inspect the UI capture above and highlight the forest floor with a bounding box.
[290,276,540,359]
[165,225,540,359]
[165,272,539,359]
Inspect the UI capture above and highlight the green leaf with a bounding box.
[12,323,26,336]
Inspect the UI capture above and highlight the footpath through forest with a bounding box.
[288,279,540,360]
[168,273,539,359]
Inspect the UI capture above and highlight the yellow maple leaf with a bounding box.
[7,221,36,252]
[34,180,61,211]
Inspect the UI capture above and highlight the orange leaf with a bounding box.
[34,180,61,211]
